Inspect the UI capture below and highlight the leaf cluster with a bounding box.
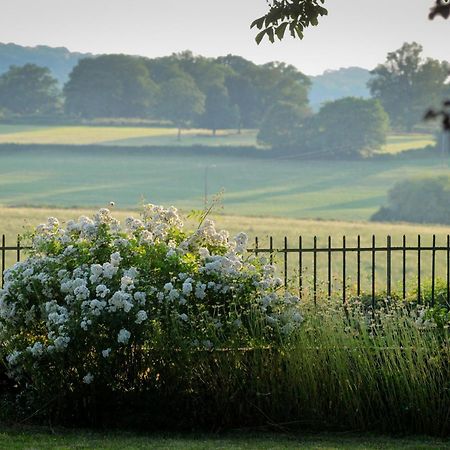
[251,0,327,44]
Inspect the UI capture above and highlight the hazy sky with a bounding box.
[0,0,448,75]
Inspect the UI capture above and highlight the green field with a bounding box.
[0,124,436,151]
[0,125,258,147]
[0,146,446,221]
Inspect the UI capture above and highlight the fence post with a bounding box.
[328,236,332,299]
[313,236,317,304]
[431,235,436,307]
[371,235,376,310]
[386,235,392,298]
[1,234,5,288]
[417,235,421,305]
[342,236,346,304]
[284,237,288,291]
[402,235,407,300]
[357,235,361,297]
[298,236,303,300]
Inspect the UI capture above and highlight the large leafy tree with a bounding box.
[64,55,158,119]
[368,42,449,131]
[157,76,206,139]
[0,63,61,115]
[313,97,389,157]
[257,101,311,150]
[199,83,239,135]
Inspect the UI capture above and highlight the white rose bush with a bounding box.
[0,205,301,423]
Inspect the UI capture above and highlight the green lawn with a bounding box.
[0,125,258,147]
[0,125,436,152]
[0,427,448,449]
[379,133,436,154]
[0,146,446,221]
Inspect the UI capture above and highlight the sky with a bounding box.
[0,0,448,75]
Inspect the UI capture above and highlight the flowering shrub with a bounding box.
[0,205,301,400]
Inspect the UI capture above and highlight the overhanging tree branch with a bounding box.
[251,0,327,44]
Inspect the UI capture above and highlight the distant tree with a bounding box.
[368,42,449,131]
[0,63,61,115]
[199,84,239,135]
[314,97,389,157]
[64,55,158,118]
[257,101,311,150]
[157,76,205,139]
[371,176,450,225]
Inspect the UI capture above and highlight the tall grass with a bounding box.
[2,296,448,435]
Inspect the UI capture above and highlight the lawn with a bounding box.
[0,125,258,147]
[0,427,448,449]
[0,145,446,221]
[379,133,436,154]
[0,125,436,151]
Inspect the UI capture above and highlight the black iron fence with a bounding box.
[1,234,450,308]
[249,234,450,308]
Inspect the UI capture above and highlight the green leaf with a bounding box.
[275,22,289,40]
[255,30,267,45]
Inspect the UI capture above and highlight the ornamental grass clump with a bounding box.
[0,205,301,425]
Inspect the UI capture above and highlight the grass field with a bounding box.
[0,426,448,449]
[0,145,447,221]
[379,133,436,154]
[0,125,436,151]
[0,125,258,147]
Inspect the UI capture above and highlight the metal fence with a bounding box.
[1,234,450,308]
[249,234,450,308]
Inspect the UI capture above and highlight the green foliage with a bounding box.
[257,101,311,149]
[251,0,328,44]
[157,76,206,137]
[258,97,389,157]
[371,176,450,225]
[313,97,389,157]
[63,55,159,119]
[199,84,239,134]
[0,64,61,116]
[0,206,301,424]
[368,42,450,131]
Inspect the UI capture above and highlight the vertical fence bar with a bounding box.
[371,235,376,310]
[298,236,303,300]
[255,237,259,256]
[313,236,317,304]
[1,234,5,288]
[387,235,392,298]
[284,237,288,290]
[17,235,21,262]
[328,236,332,298]
[447,235,450,305]
[357,235,361,297]
[402,235,407,300]
[431,234,436,307]
[417,235,421,304]
[342,236,346,304]
[269,236,273,265]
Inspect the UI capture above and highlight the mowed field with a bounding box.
[0,145,446,221]
[0,125,258,147]
[2,206,450,292]
[0,124,435,150]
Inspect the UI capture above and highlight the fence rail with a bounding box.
[2,234,450,308]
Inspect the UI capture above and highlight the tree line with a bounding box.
[0,43,448,155]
